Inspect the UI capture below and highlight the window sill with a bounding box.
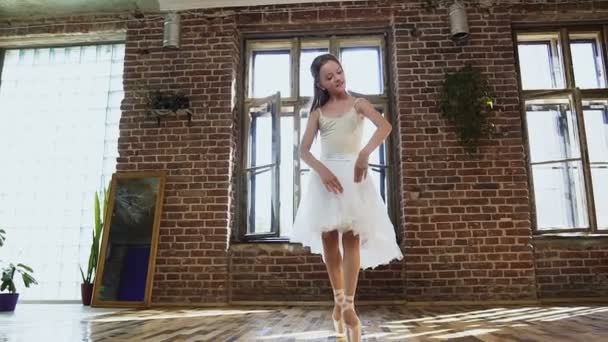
[232,237,292,244]
[229,238,308,253]
[533,233,608,247]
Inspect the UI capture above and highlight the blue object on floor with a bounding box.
[117,245,150,301]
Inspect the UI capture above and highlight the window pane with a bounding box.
[340,47,383,95]
[251,51,290,98]
[517,35,565,89]
[370,167,388,205]
[247,169,272,234]
[525,100,581,163]
[0,44,124,300]
[280,115,294,237]
[532,161,588,229]
[583,101,608,163]
[300,49,329,97]
[570,35,606,89]
[246,100,279,236]
[248,106,273,167]
[583,100,608,229]
[592,167,608,229]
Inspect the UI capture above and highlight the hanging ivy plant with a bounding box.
[145,90,192,126]
[439,64,495,154]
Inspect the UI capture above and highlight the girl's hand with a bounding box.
[354,152,369,183]
[318,166,343,194]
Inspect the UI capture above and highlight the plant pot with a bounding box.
[0,293,19,312]
[81,283,94,306]
[150,109,173,117]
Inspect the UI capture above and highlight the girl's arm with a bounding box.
[300,109,343,194]
[299,109,324,173]
[356,98,392,157]
[354,98,392,182]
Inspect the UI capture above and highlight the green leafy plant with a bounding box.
[80,189,109,285]
[0,229,37,294]
[439,64,495,154]
[1,263,37,294]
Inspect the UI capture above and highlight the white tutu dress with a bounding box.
[291,98,403,270]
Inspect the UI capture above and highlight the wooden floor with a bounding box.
[1,303,608,341]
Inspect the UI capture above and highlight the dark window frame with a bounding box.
[514,23,608,235]
[235,30,401,243]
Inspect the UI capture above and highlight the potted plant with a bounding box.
[145,89,192,126]
[79,189,108,306]
[439,64,495,155]
[0,228,38,312]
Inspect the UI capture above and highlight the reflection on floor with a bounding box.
[2,303,608,341]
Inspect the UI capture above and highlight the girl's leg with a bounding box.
[322,230,344,323]
[342,230,361,340]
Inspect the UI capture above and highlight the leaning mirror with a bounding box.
[91,171,165,308]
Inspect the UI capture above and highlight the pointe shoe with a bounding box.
[342,295,361,342]
[332,289,345,336]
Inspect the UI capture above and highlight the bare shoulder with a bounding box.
[310,108,321,120]
[307,108,321,125]
[353,97,374,114]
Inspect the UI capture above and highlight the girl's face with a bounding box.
[318,60,346,96]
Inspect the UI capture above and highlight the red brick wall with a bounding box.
[119,13,241,303]
[392,3,533,301]
[2,0,608,304]
[535,241,608,298]
[229,243,406,301]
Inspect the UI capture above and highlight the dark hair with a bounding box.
[309,53,343,113]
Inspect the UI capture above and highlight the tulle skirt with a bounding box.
[290,153,403,270]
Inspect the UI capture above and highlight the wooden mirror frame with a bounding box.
[91,171,166,308]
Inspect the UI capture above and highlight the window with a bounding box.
[240,35,394,240]
[0,43,124,300]
[516,27,608,233]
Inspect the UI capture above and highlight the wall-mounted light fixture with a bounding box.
[449,1,469,41]
[163,12,180,49]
